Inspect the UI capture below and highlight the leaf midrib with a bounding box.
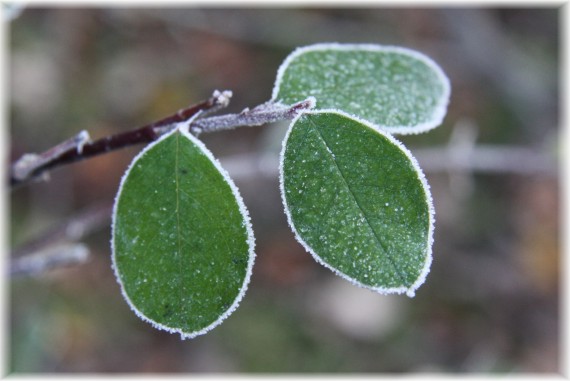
[307,118,408,285]
[172,132,238,328]
[174,132,184,317]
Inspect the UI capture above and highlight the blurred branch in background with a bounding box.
[10,202,112,278]
[413,119,557,198]
[11,243,90,278]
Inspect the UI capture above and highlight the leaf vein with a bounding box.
[174,133,184,317]
[307,120,407,284]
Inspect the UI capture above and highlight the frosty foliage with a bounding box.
[272,43,450,134]
[109,42,449,339]
[112,123,255,339]
[279,110,434,297]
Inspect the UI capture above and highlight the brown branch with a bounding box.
[9,90,232,188]
[9,92,314,189]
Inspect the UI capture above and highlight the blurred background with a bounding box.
[8,6,560,373]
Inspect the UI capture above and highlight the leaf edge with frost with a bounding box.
[279,109,434,297]
[111,123,256,339]
[271,42,451,135]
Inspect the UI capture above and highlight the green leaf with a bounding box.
[112,125,255,339]
[280,110,433,296]
[272,43,450,134]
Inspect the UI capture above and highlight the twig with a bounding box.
[152,89,233,135]
[412,119,557,177]
[9,90,232,188]
[11,202,113,259]
[11,243,90,278]
[415,146,557,175]
[191,97,316,135]
[10,201,113,278]
[9,93,314,189]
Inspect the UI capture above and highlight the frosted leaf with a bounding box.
[112,124,255,339]
[280,110,433,296]
[272,43,450,134]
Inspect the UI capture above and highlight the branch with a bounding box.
[8,203,113,278]
[10,243,90,278]
[10,202,113,278]
[9,90,233,188]
[9,93,314,189]
[190,97,316,135]
[11,202,113,259]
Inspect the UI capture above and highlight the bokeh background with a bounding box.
[8,7,560,373]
